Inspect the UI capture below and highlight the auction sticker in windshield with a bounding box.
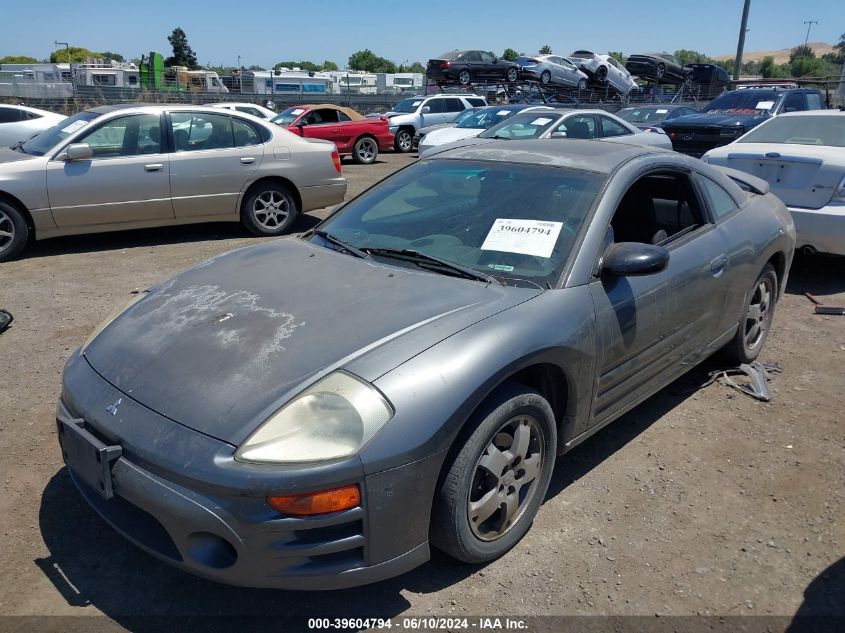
[497,110,511,115]
[481,219,563,258]
[61,120,88,134]
[755,101,775,110]
[530,117,553,126]
[656,108,668,113]
[290,108,305,115]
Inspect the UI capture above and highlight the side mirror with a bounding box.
[63,143,93,161]
[602,242,669,276]
[421,106,431,114]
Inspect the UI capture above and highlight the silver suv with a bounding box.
[384,94,487,152]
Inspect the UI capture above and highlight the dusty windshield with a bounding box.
[390,98,424,113]
[704,91,781,114]
[738,115,845,147]
[317,159,603,287]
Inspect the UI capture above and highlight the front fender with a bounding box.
[360,286,597,476]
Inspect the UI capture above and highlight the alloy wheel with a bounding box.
[397,131,412,152]
[252,191,290,230]
[467,415,544,541]
[356,138,377,163]
[0,208,15,254]
[744,276,773,350]
[459,70,471,85]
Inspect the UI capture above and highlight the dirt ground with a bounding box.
[0,152,842,630]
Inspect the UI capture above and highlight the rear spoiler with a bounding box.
[713,166,770,195]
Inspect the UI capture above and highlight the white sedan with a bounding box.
[0,104,65,147]
[703,111,845,256]
[210,102,278,120]
[566,51,639,96]
[430,109,672,151]
[417,105,552,154]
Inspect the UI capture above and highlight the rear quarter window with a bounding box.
[699,176,739,220]
[806,93,822,110]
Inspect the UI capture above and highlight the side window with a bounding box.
[231,118,261,147]
[480,52,495,63]
[608,57,620,69]
[445,98,464,113]
[466,52,483,62]
[0,107,24,123]
[467,98,486,107]
[555,115,596,139]
[25,111,43,120]
[310,109,339,124]
[781,93,804,113]
[611,172,707,246]
[337,111,352,122]
[599,116,632,137]
[806,93,822,110]
[78,114,162,157]
[236,106,263,118]
[170,112,233,151]
[426,99,447,114]
[698,176,739,220]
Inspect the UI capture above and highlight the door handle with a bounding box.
[144,164,163,172]
[710,255,728,277]
[240,157,256,165]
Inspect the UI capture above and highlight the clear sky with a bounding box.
[3,0,842,68]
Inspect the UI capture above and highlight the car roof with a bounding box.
[778,110,845,117]
[283,104,364,120]
[428,138,660,174]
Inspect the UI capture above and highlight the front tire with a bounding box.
[240,182,299,236]
[431,382,557,563]
[540,70,551,85]
[0,200,28,262]
[596,65,608,82]
[722,263,778,365]
[458,69,471,85]
[394,128,413,153]
[352,136,378,164]
[506,67,519,83]
[656,63,666,79]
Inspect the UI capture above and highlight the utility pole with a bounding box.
[55,40,76,103]
[733,0,752,81]
[803,20,818,49]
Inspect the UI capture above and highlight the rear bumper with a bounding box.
[56,351,439,590]
[300,180,346,212]
[789,203,845,256]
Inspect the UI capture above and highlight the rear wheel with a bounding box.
[394,128,413,153]
[506,67,519,83]
[0,200,28,262]
[240,182,299,236]
[352,136,378,164]
[656,63,666,79]
[596,65,608,82]
[540,70,551,84]
[722,263,778,365]
[431,382,557,563]
[458,69,471,85]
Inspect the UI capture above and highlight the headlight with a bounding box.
[235,371,394,464]
[82,291,148,351]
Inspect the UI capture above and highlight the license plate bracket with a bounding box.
[57,418,122,499]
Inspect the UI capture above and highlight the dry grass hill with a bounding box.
[714,41,835,64]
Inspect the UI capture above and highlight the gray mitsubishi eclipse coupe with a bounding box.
[58,139,795,589]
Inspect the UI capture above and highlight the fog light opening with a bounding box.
[186,531,237,569]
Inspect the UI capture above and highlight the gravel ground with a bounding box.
[0,152,842,629]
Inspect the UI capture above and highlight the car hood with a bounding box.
[422,127,483,146]
[0,147,41,165]
[666,111,771,129]
[417,123,455,136]
[84,238,540,445]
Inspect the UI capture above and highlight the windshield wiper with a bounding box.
[489,134,511,140]
[308,229,369,259]
[9,141,26,153]
[363,247,502,285]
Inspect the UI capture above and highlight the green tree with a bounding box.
[834,32,845,63]
[607,51,627,66]
[539,45,552,55]
[714,59,734,75]
[50,46,105,63]
[165,27,199,69]
[674,49,712,65]
[501,48,519,62]
[101,51,125,62]
[0,55,39,64]
[407,62,425,73]
[322,60,339,71]
[759,56,791,79]
[789,45,815,64]
[741,60,760,75]
[348,49,397,73]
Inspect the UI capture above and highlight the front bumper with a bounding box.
[789,202,845,256]
[56,351,439,590]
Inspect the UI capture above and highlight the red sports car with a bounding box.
[271,104,394,164]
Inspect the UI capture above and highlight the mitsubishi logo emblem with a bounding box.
[105,398,122,416]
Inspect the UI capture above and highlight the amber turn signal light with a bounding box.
[267,484,360,516]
